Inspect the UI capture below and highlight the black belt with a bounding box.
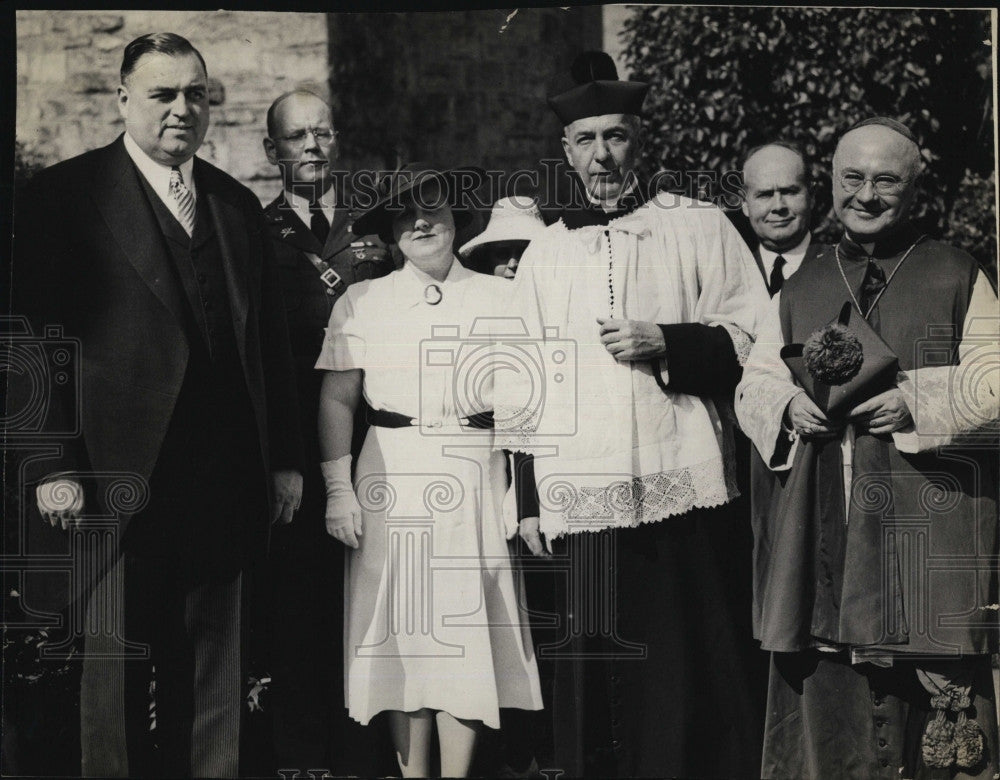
[367,408,494,430]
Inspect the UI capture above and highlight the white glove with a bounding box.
[321,455,363,548]
[36,478,84,530]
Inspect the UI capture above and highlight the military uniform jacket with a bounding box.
[263,193,396,508]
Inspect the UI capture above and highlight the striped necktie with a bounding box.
[169,166,196,236]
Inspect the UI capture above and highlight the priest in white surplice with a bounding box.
[493,51,770,778]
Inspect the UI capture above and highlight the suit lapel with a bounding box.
[92,138,188,328]
[197,158,249,367]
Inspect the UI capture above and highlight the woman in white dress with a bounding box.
[315,163,542,778]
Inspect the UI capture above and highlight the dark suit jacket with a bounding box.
[11,136,303,609]
[263,193,394,514]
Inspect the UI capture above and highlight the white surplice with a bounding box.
[494,192,769,538]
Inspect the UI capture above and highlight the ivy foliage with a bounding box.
[622,7,996,270]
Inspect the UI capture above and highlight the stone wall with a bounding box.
[16,10,329,202]
[16,8,609,204]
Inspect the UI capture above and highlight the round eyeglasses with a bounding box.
[274,128,337,146]
[838,171,911,196]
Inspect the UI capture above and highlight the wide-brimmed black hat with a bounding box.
[352,161,486,239]
[547,51,649,126]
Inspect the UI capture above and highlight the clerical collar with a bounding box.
[560,175,650,230]
[838,222,923,262]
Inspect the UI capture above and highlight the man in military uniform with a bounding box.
[261,89,395,774]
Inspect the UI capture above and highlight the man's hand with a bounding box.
[36,479,84,530]
[519,515,552,557]
[596,318,666,361]
[786,392,844,440]
[270,469,303,525]
[849,388,912,435]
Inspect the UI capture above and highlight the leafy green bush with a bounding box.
[622,7,996,273]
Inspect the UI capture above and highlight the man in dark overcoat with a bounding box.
[12,32,303,777]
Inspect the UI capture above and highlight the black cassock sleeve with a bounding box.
[511,451,539,521]
[654,323,743,397]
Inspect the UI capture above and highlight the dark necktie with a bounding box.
[310,200,330,246]
[768,255,786,297]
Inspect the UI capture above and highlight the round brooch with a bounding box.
[424,284,443,305]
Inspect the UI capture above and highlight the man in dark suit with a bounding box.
[13,33,303,777]
[260,90,394,775]
[741,140,819,295]
[738,140,819,703]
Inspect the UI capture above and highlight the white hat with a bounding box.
[459,196,548,257]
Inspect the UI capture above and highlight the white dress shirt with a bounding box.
[286,188,335,230]
[759,232,812,285]
[123,132,196,227]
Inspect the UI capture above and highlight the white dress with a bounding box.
[315,259,543,729]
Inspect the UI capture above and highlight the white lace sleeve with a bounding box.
[893,273,1000,453]
[715,321,754,365]
[696,203,770,364]
[735,293,803,470]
